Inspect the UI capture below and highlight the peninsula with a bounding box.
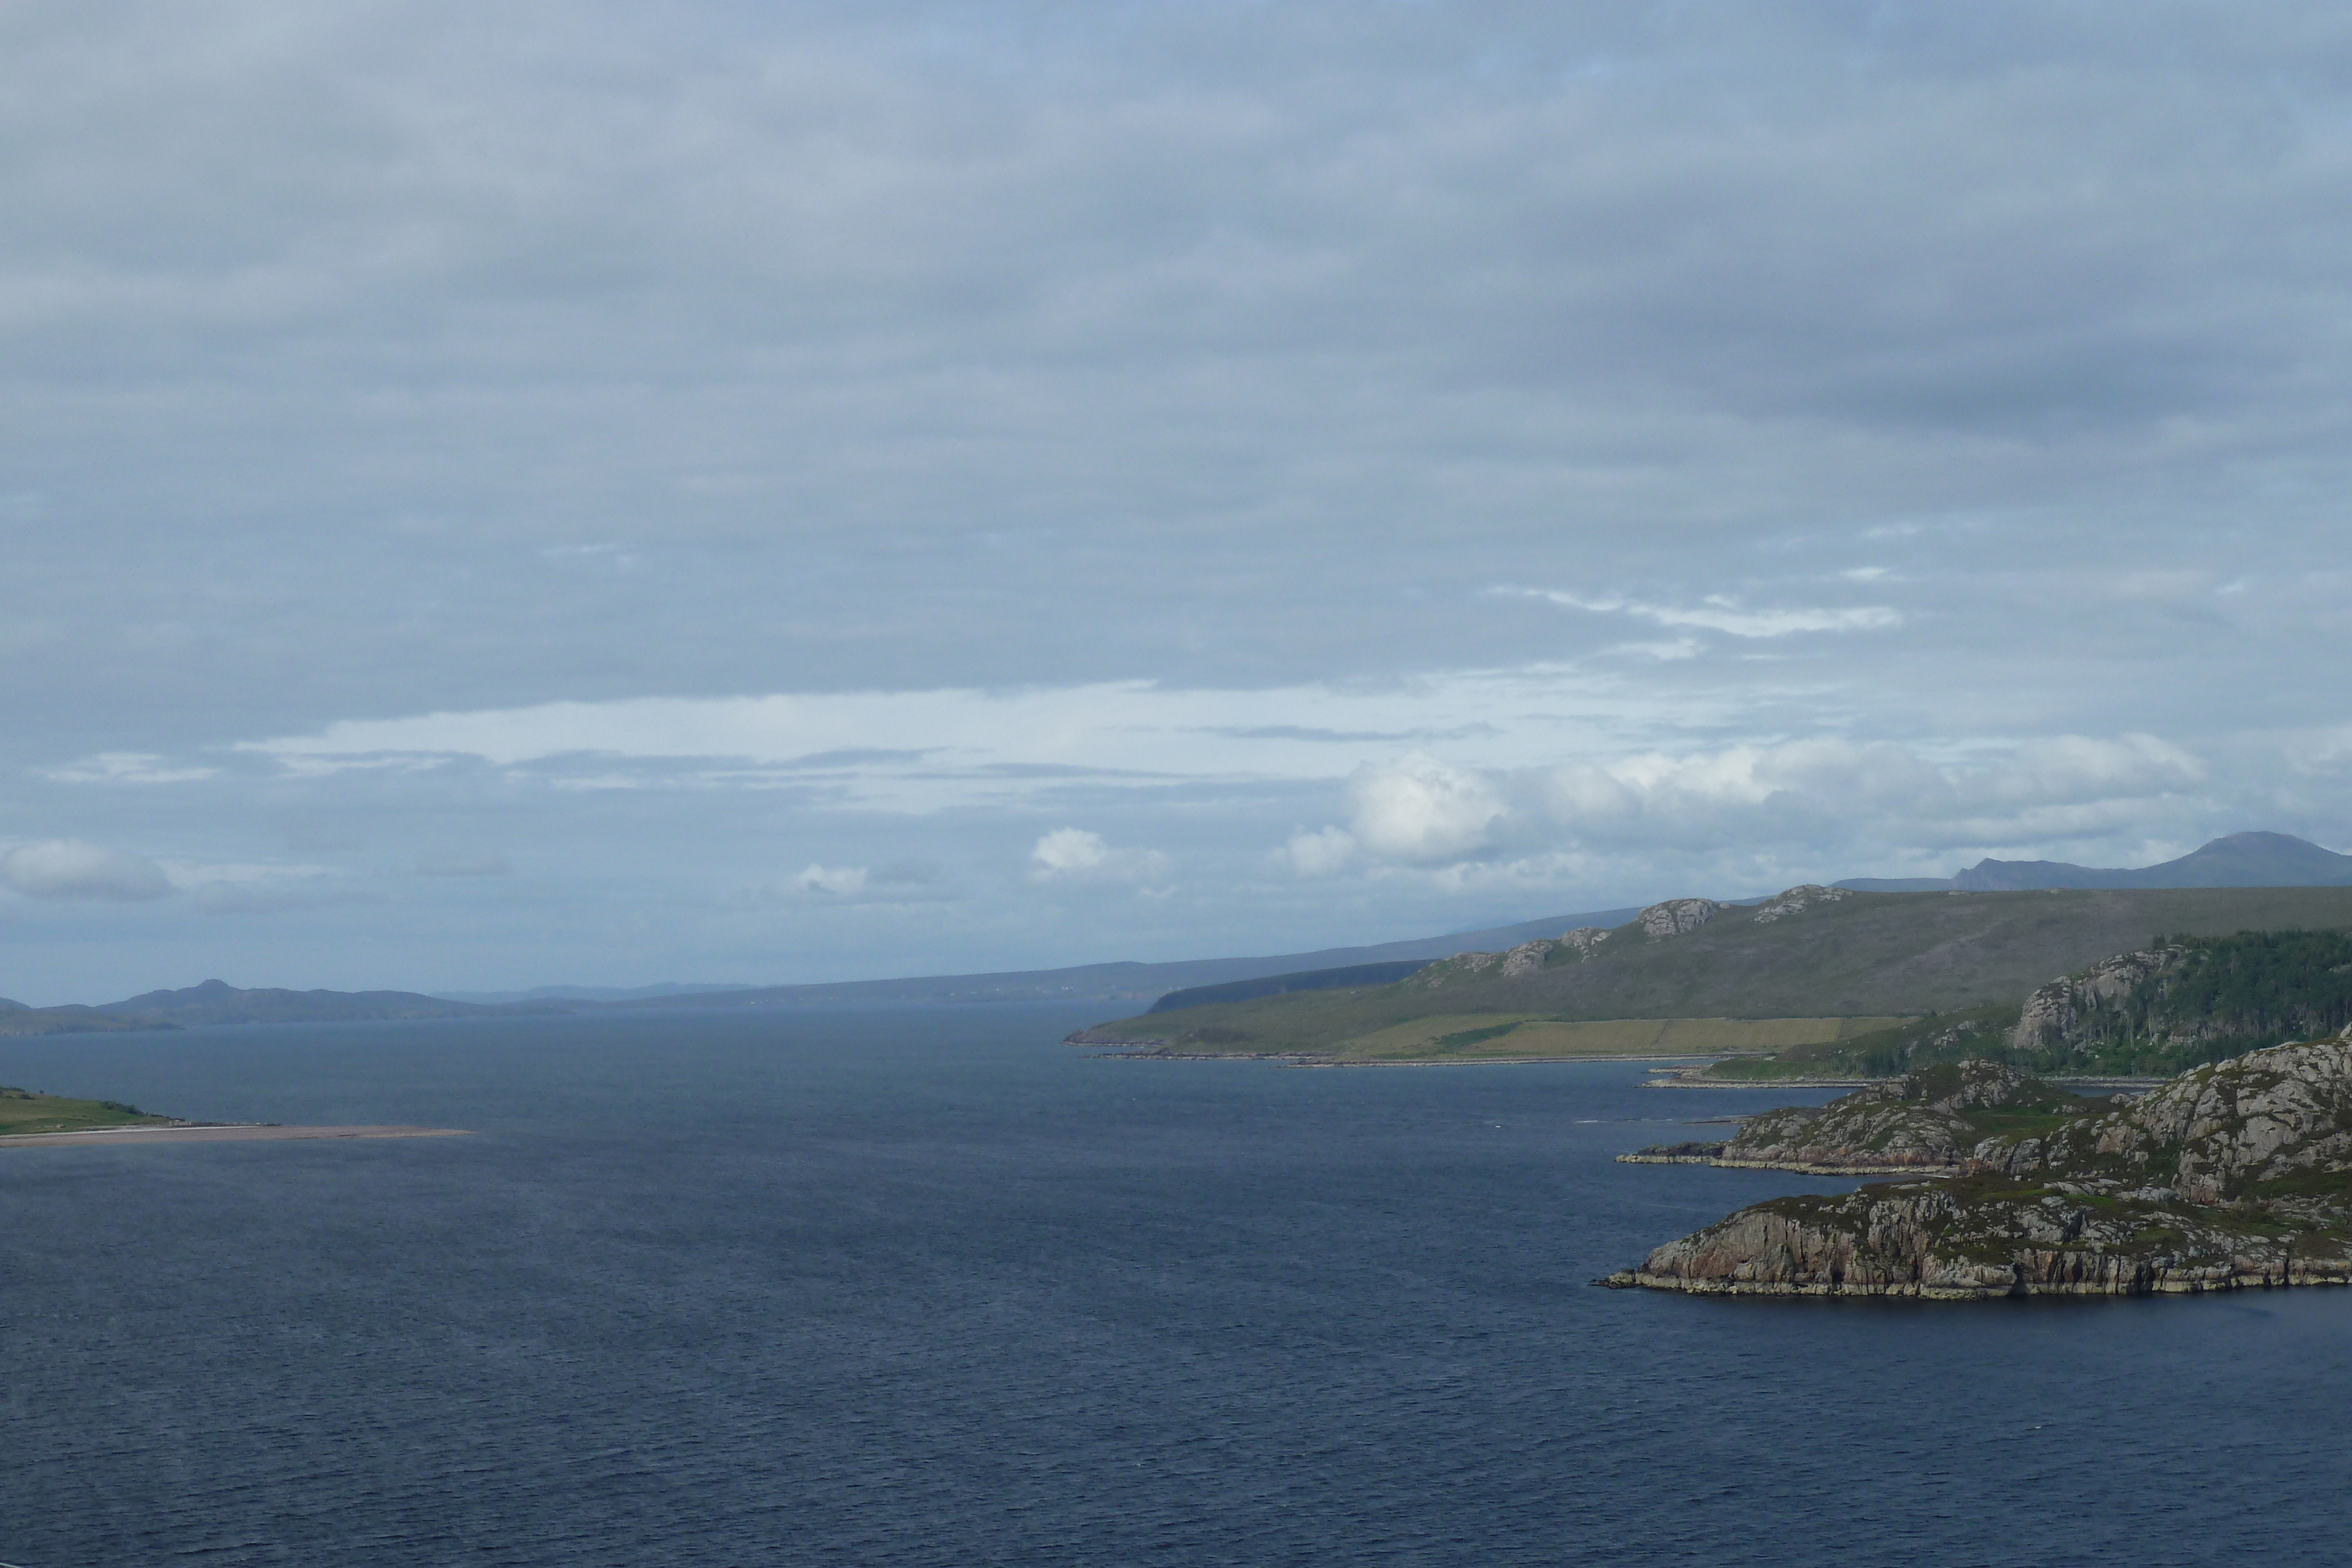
[0,1083,466,1148]
[1602,1038,2352,1298]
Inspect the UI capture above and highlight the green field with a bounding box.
[0,1085,174,1136]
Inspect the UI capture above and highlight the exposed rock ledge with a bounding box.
[1603,1036,2352,1299]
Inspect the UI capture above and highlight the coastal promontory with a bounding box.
[1605,1034,2352,1299]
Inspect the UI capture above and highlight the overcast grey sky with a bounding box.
[7,1,2352,1001]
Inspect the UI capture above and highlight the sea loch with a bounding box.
[2,1005,2347,1566]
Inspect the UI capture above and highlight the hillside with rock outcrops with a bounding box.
[1704,927,2352,1081]
[1071,884,2352,1059]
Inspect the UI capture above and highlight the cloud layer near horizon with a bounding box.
[5,2,2352,999]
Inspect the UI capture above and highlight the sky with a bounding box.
[7,1,2352,1002]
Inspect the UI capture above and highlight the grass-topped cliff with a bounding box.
[1071,884,2352,1064]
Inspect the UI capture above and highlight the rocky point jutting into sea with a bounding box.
[1603,1034,2352,1299]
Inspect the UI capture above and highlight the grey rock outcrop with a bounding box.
[1637,898,1719,937]
[1412,945,1517,986]
[1496,940,1553,977]
[1608,1181,2350,1299]
[1984,1035,2352,1202]
[1641,1059,2094,1175]
[1750,884,1853,924]
[1412,923,1620,989]
[2010,947,2186,1054]
[1606,1033,2352,1299]
[1409,898,1716,989]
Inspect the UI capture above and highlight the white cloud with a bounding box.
[1279,825,1358,877]
[736,860,953,907]
[795,863,870,897]
[1028,828,1170,885]
[228,670,1668,811]
[1282,733,2216,877]
[211,683,2203,841]
[1344,751,1509,864]
[1984,734,2206,804]
[42,752,219,784]
[1,840,172,901]
[1538,735,2204,847]
[1602,638,1705,662]
[1498,587,1901,638]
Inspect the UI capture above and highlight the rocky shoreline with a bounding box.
[1603,1039,2352,1300]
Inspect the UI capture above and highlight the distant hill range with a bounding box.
[0,908,1642,1034]
[0,979,543,1036]
[93,978,547,1027]
[1838,831,2352,894]
[540,906,1648,1012]
[432,981,764,1005]
[6,832,2348,1036]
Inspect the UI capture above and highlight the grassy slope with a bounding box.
[0,1085,174,1135]
[1331,1015,1911,1062]
[1075,887,2352,1058]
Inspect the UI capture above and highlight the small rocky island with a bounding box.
[1604,1033,2352,1298]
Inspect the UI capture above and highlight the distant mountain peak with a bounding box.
[1896,832,2352,894]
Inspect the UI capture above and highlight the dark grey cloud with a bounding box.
[6,1,2352,996]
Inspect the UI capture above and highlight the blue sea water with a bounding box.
[2,1004,2349,1567]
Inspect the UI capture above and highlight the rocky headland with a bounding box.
[1621,1058,2112,1175]
[1604,1033,2352,1298]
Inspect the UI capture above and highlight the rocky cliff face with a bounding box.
[1606,1034,2352,1299]
[1999,931,2352,1072]
[2010,947,2187,1054]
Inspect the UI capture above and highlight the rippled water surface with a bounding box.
[2,1005,2348,1566]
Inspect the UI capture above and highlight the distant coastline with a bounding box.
[0,1124,468,1149]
